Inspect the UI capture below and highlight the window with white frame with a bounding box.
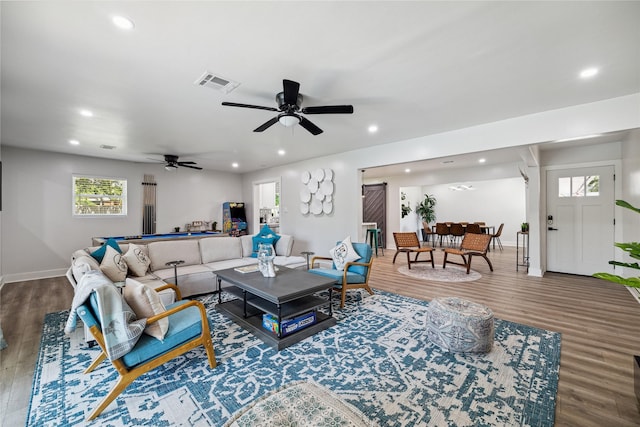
[73,175,127,216]
[558,175,599,198]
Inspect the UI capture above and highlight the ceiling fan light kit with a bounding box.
[222,79,353,135]
[162,154,202,171]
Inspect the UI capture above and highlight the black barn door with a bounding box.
[363,183,387,248]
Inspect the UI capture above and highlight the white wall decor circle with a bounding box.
[300,188,311,203]
[320,180,334,196]
[301,168,334,216]
[310,198,323,215]
[324,168,334,181]
[307,178,319,193]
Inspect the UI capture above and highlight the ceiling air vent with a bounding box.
[194,71,240,94]
[100,145,116,150]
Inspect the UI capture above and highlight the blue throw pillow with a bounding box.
[90,238,122,263]
[251,224,281,256]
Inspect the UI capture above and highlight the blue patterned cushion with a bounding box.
[90,238,122,263]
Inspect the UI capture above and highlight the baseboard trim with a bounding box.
[3,268,67,283]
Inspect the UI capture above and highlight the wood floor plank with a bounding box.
[1,247,639,425]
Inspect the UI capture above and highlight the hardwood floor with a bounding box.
[1,246,640,426]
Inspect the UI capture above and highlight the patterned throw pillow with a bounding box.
[122,243,151,276]
[329,236,361,271]
[123,278,169,341]
[99,245,128,282]
[251,224,281,257]
[90,238,122,263]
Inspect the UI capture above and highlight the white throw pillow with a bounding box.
[99,245,128,282]
[329,236,361,271]
[122,243,151,277]
[123,278,169,341]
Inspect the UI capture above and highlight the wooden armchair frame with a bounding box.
[78,284,217,420]
[442,233,493,274]
[392,232,435,269]
[310,243,374,308]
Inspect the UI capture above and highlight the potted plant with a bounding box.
[415,194,437,225]
[593,200,640,288]
[521,222,529,232]
[401,192,412,218]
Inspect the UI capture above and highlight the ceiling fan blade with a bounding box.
[180,164,203,170]
[299,116,323,135]
[222,102,278,112]
[254,116,279,132]
[301,105,354,114]
[177,161,197,165]
[283,79,300,106]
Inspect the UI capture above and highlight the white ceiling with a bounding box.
[2,2,639,174]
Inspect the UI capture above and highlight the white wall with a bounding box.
[419,177,525,246]
[2,95,639,280]
[1,146,242,282]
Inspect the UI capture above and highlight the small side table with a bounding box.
[301,251,315,270]
[165,260,185,285]
[516,232,529,272]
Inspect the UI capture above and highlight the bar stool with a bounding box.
[366,228,384,256]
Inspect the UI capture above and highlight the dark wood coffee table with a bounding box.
[214,266,337,350]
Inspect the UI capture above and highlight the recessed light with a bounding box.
[231,162,239,168]
[478,158,486,163]
[79,109,93,117]
[579,67,598,79]
[368,125,378,134]
[278,149,285,156]
[405,168,411,173]
[112,15,135,30]
[69,139,80,145]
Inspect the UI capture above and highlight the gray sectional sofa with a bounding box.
[66,234,307,304]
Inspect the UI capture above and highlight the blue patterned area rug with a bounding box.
[27,290,561,426]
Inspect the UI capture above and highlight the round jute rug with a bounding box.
[397,264,481,282]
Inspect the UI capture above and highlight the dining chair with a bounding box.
[491,223,505,250]
[465,223,482,234]
[449,223,465,246]
[435,223,450,247]
[421,222,436,246]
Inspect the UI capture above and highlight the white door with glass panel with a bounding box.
[546,166,614,275]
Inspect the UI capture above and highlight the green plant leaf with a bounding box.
[593,273,640,288]
[616,199,640,213]
[608,260,640,270]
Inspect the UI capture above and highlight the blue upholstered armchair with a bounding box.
[308,242,374,308]
[76,284,216,420]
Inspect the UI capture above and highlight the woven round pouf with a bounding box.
[426,297,494,353]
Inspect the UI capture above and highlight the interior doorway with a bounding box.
[253,179,281,234]
[362,183,387,247]
[546,165,615,275]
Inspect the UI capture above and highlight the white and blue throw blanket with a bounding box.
[65,270,145,361]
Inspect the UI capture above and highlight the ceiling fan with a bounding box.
[221,79,354,135]
[163,154,202,171]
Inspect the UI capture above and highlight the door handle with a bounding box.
[548,227,558,231]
